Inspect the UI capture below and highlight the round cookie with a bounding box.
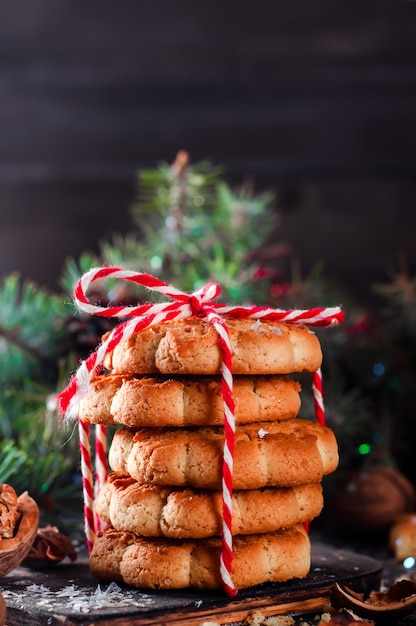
[79,374,302,427]
[103,318,322,375]
[96,473,323,538]
[79,374,130,425]
[89,524,311,590]
[108,419,338,490]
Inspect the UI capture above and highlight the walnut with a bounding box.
[0,489,39,576]
[0,484,20,539]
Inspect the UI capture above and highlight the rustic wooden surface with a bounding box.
[0,543,382,626]
[0,1,415,301]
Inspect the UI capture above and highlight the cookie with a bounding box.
[103,318,322,375]
[96,474,323,538]
[89,524,310,590]
[79,374,130,425]
[79,374,302,427]
[108,419,338,490]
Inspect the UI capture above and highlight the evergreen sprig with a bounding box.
[0,274,68,377]
[0,440,27,483]
[62,151,281,305]
[0,273,81,522]
[0,275,70,437]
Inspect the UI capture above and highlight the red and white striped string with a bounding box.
[94,424,108,533]
[57,266,343,596]
[312,368,325,426]
[78,420,96,552]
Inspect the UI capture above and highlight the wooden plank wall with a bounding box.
[0,0,415,304]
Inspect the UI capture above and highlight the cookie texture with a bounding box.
[96,473,323,538]
[80,374,301,427]
[79,374,129,425]
[103,318,322,375]
[89,525,311,590]
[108,419,338,490]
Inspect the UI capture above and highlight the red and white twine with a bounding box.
[57,266,344,596]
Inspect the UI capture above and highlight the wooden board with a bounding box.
[0,543,382,626]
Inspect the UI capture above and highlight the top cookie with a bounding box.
[104,318,322,375]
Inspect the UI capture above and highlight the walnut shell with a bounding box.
[0,591,5,626]
[331,580,416,620]
[0,491,39,576]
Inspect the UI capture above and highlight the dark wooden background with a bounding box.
[1,0,416,306]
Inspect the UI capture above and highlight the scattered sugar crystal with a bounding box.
[268,325,282,335]
[258,428,269,438]
[0,581,156,614]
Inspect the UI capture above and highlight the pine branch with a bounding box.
[0,322,55,366]
[0,440,27,483]
[165,150,189,241]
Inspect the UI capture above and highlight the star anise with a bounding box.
[21,525,77,569]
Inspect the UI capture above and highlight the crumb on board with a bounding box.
[198,609,336,626]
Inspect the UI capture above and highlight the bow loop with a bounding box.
[188,282,222,316]
[74,267,224,322]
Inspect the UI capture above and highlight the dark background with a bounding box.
[1,0,416,305]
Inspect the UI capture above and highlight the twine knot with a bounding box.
[188,294,205,316]
[187,282,222,317]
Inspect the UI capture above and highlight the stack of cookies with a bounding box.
[81,318,338,591]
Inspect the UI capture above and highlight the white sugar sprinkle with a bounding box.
[0,581,156,614]
[268,325,282,335]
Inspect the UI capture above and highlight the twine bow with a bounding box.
[57,266,344,596]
